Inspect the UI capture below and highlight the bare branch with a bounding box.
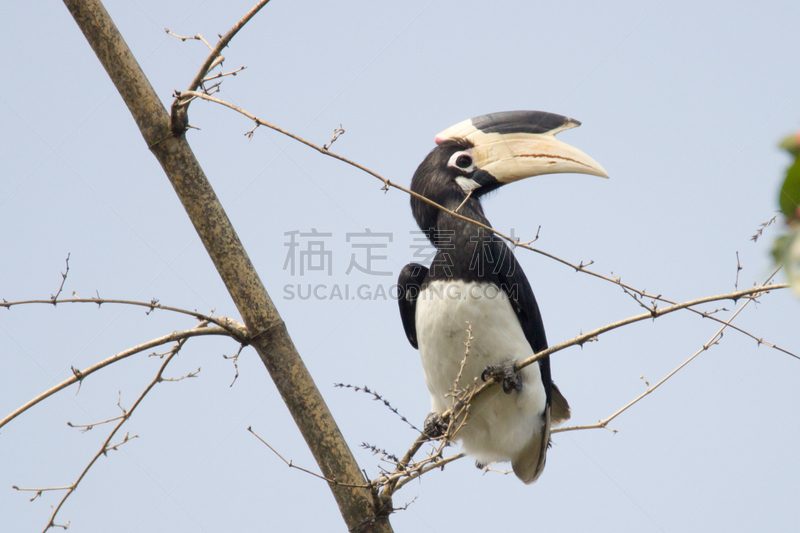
[248,427,371,488]
[334,384,421,434]
[735,251,743,292]
[38,336,189,531]
[185,0,272,94]
[164,29,213,50]
[391,452,466,492]
[513,225,541,247]
[159,367,201,382]
[515,282,790,375]
[323,124,345,150]
[1,324,232,430]
[376,280,790,500]
[67,413,124,433]
[450,322,473,394]
[103,432,139,453]
[50,254,70,303]
[175,92,800,368]
[454,190,473,214]
[554,269,782,434]
[223,344,246,387]
[181,90,746,317]
[0,297,246,339]
[203,65,246,84]
[12,486,72,503]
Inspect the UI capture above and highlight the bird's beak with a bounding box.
[435,111,609,183]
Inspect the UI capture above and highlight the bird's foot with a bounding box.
[423,412,448,438]
[475,461,486,470]
[481,360,523,394]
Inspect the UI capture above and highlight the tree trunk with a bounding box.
[62,0,391,530]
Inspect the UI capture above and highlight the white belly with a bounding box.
[416,280,546,464]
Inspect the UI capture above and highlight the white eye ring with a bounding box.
[447,150,474,172]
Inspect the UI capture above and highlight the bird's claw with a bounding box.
[481,361,523,394]
[423,412,448,438]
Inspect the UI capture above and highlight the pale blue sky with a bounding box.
[2,1,799,531]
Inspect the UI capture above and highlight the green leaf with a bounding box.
[773,226,800,296]
[779,156,800,219]
[780,132,800,156]
[782,225,800,296]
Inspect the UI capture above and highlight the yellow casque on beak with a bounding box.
[435,111,609,183]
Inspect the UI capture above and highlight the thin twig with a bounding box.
[735,251,742,292]
[38,337,191,532]
[1,325,232,430]
[361,442,400,464]
[454,190,473,214]
[322,124,345,150]
[223,344,246,387]
[392,453,466,492]
[248,427,370,488]
[0,297,246,339]
[553,268,783,434]
[203,65,246,83]
[159,367,201,381]
[67,413,125,433]
[164,30,213,49]
[455,323,473,390]
[507,283,789,379]
[50,254,70,303]
[185,0,272,94]
[334,384,421,433]
[513,225,541,247]
[12,486,72,503]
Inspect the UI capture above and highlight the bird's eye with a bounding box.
[447,150,475,171]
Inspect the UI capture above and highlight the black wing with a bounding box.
[397,263,429,349]
[494,238,570,424]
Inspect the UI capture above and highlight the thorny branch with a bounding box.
[335,283,790,501]
[1,322,238,430]
[554,269,783,433]
[354,281,791,503]
[334,384,421,433]
[175,89,793,352]
[1,296,247,340]
[18,333,194,532]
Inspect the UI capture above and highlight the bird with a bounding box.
[397,110,608,484]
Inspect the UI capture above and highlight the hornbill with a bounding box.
[397,111,608,484]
